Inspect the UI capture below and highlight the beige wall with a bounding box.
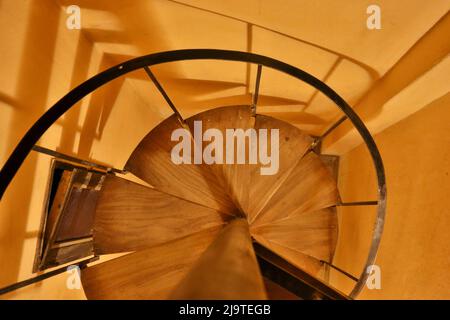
[0,1,164,299]
[330,93,450,299]
[0,0,91,299]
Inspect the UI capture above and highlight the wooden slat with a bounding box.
[55,183,99,242]
[125,114,236,216]
[252,234,323,276]
[252,151,339,226]
[252,208,338,261]
[82,227,221,299]
[42,170,73,251]
[248,115,312,223]
[186,106,254,214]
[170,219,267,299]
[93,175,230,254]
[45,242,93,268]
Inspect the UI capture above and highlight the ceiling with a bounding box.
[56,0,450,149]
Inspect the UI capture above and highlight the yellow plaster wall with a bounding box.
[0,0,164,299]
[330,93,450,299]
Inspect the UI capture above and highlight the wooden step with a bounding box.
[251,207,338,262]
[252,151,339,227]
[248,114,312,223]
[93,175,230,254]
[170,219,267,299]
[252,234,323,276]
[186,106,254,215]
[81,227,221,299]
[125,114,237,216]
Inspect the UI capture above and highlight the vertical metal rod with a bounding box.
[0,257,98,295]
[251,64,262,116]
[32,145,125,174]
[312,115,347,149]
[143,66,184,124]
[320,260,358,282]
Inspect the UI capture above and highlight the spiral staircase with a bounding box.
[0,49,386,300]
[78,105,338,299]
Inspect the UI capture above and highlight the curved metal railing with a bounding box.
[0,49,386,298]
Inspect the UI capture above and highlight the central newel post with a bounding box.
[170,218,268,299]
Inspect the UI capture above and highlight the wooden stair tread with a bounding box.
[125,114,236,216]
[252,208,338,261]
[170,219,267,299]
[82,227,221,299]
[93,175,230,254]
[252,151,339,227]
[186,106,254,215]
[248,114,312,223]
[252,234,323,276]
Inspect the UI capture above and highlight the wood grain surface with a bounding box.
[93,175,230,254]
[125,114,237,216]
[170,219,267,299]
[82,227,222,299]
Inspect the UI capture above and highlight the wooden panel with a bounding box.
[55,188,98,241]
[248,114,312,223]
[252,208,338,261]
[186,106,254,214]
[45,242,93,269]
[93,175,230,254]
[253,151,339,226]
[55,171,104,241]
[125,114,236,216]
[170,219,267,299]
[35,163,105,271]
[82,227,221,299]
[38,169,78,271]
[252,234,323,276]
[43,170,73,250]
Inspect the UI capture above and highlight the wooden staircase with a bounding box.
[81,105,340,299]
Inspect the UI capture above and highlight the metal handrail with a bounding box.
[0,49,386,298]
